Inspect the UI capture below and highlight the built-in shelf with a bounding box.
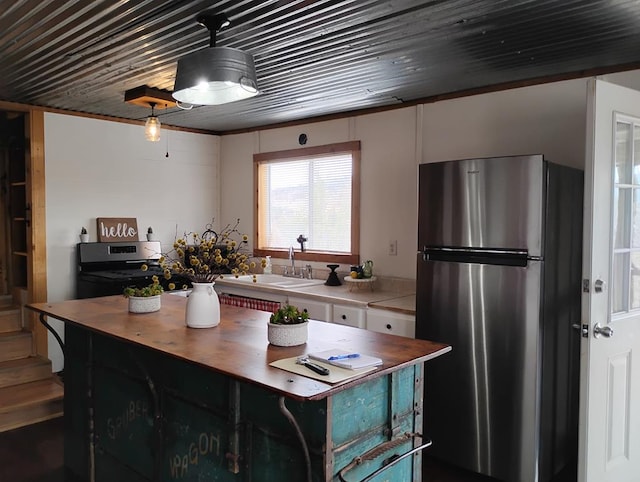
[4,113,28,296]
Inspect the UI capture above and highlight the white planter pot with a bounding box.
[267,321,308,347]
[146,233,156,241]
[79,234,89,243]
[128,295,161,313]
[185,282,220,328]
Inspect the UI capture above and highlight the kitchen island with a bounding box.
[28,294,450,482]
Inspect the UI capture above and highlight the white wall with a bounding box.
[44,113,220,370]
[220,111,420,279]
[421,79,587,169]
[220,78,588,281]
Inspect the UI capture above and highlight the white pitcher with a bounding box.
[185,282,220,328]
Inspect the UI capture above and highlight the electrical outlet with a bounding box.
[389,240,397,256]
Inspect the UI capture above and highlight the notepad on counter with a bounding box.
[308,349,383,370]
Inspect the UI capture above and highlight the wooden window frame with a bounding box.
[253,141,360,265]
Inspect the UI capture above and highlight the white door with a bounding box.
[580,78,640,481]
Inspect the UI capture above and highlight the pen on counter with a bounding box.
[328,353,360,361]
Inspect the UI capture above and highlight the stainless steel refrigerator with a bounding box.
[416,155,582,482]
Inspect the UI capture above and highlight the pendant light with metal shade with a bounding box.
[145,102,161,142]
[172,12,259,106]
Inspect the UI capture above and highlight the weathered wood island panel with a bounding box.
[28,294,450,482]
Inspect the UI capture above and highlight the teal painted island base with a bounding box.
[29,295,450,482]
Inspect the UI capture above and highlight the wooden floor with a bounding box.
[0,417,576,482]
[0,417,64,482]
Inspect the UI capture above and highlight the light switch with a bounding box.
[389,240,397,256]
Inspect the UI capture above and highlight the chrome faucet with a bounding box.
[288,246,296,276]
[284,243,313,278]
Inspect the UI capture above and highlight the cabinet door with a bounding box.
[332,304,366,328]
[366,309,415,338]
[287,296,331,322]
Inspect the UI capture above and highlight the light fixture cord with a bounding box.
[165,126,170,158]
[164,103,169,157]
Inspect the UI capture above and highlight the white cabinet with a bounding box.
[290,297,365,327]
[216,282,415,337]
[332,304,366,328]
[366,309,415,338]
[287,296,331,322]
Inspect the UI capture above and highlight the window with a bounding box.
[254,141,360,264]
[612,116,640,315]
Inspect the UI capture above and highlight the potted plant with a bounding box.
[123,276,163,313]
[146,226,155,241]
[268,304,310,346]
[79,227,89,243]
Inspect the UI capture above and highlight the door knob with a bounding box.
[594,279,606,293]
[593,323,614,338]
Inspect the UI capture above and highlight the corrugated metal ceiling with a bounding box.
[1,0,640,133]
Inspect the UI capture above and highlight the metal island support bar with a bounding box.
[27,294,450,482]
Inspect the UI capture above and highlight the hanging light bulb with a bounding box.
[145,102,161,142]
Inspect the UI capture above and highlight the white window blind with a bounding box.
[257,152,353,253]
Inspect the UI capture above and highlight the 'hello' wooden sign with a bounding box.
[97,217,139,242]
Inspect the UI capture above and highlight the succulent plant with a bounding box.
[269,304,309,325]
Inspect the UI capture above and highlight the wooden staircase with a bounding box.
[0,294,63,432]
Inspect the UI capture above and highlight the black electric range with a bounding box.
[76,241,178,299]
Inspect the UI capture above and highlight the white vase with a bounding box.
[267,321,308,347]
[128,295,161,313]
[185,282,220,328]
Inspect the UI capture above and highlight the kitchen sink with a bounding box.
[219,274,325,289]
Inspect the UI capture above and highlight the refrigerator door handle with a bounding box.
[422,246,528,256]
[420,246,529,267]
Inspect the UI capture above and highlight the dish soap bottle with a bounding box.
[263,256,272,274]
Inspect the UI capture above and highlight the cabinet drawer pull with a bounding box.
[386,324,392,330]
[342,314,347,320]
[338,433,431,482]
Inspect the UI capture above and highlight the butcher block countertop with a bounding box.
[27,294,448,401]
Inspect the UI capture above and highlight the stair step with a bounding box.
[0,356,52,389]
[0,331,32,362]
[0,378,64,432]
[0,307,22,333]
